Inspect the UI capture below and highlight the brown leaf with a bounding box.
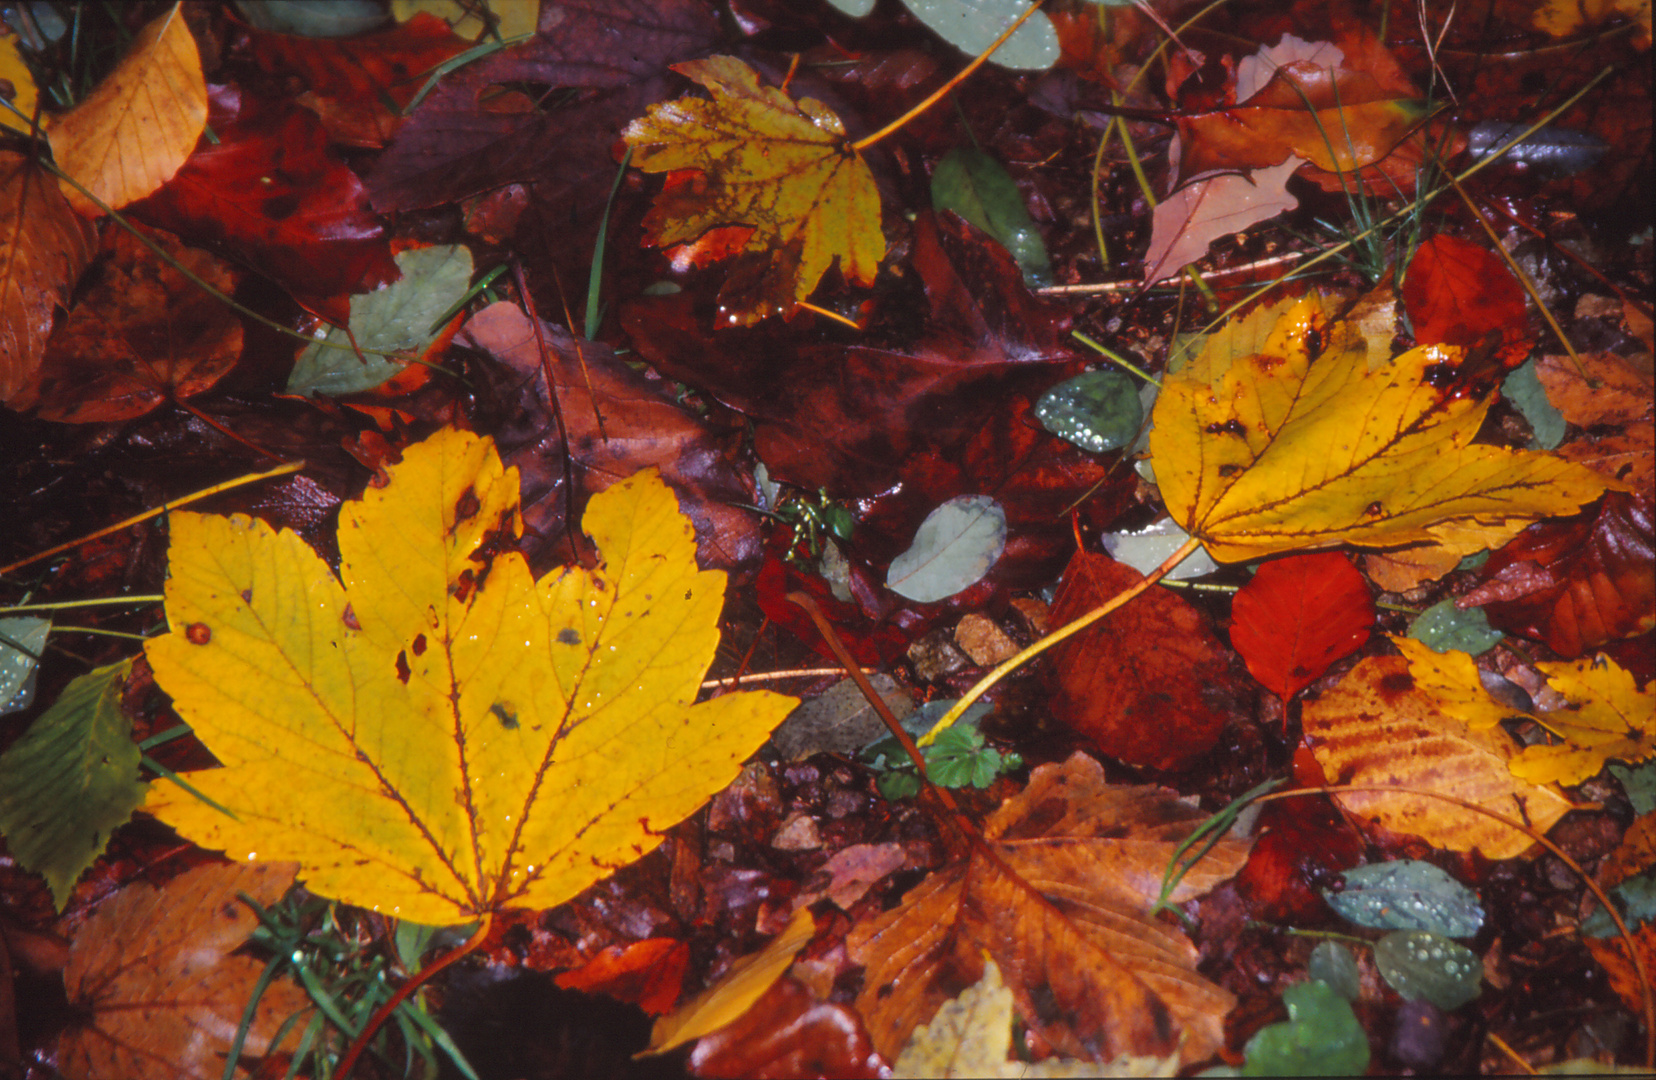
[849,753,1246,1066]
[14,223,241,422]
[57,862,308,1080]
[1461,493,1656,658]
[687,976,885,1079]
[1048,552,1251,770]
[0,152,97,404]
[1535,350,1654,428]
[459,301,762,573]
[1301,655,1575,859]
[1143,157,1299,284]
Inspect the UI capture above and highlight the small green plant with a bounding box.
[236,890,480,1080]
[861,701,1021,800]
[748,479,858,566]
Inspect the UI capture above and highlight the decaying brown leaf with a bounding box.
[849,753,1247,1067]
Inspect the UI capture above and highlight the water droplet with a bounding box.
[247,852,257,860]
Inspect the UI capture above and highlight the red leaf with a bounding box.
[1047,552,1251,771]
[554,938,689,1016]
[1402,234,1532,369]
[1233,796,1364,925]
[1460,492,1655,658]
[129,86,398,299]
[686,976,884,1079]
[1229,552,1374,700]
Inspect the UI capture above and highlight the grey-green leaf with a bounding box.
[1502,359,1567,450]
[887,496,1006,602]
[1034,369,1142,453]
[1325,860,1484,938]
[1374,931,1483,1009]
[1241,980,1370,1077]
[1307,942,1361,1002]
[0,659,146,910]
[287,245,473,397]
[0,616,51,715]
[1582,869,1656,938]
[1407,598,1504,656]
[932,147,1052,288]
[904,0,1059,70]
[1610,762,1656,816]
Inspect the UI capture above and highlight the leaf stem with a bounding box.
[919,535,1202,746]
[0,595,164,614]
[850,2,1044,153]
[334,915,493,1079]
[0,461,303,578]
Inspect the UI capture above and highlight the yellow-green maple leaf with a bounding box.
[1511,654,1656,787]
[622,55,885,326]
[143,428,795,926]
[1149,294,1618,563]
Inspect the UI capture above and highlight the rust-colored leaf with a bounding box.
[554,938,688,1016]
[1048,551,1252,770]
[849,753,1247,1066]
[1230,551,1374,701]
[1402,235,1533,369]
[0,152,96,404]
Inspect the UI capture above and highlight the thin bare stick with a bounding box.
[1,461,303,578]
[850,2,1043,153]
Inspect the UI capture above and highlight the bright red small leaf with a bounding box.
[1402,234,1532,369]
[130,86,398,300]
[1229,551,1374,700]
[555,938,689,1016]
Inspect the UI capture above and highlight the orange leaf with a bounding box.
[1302,654,1574,859]
[0,152,96,403]
[849,753,1246,1066]
[1403,235,1532,369]
[1230,551,1374,701]
[555,938,689,1016]
[46,4,206,216]
[1143,157,1299,284]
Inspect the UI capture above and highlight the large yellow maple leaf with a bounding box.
[1150,294,1617,563]
[143,428,795,926]
[622,55,885,326]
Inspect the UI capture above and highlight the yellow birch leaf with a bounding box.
[1510,655,1656,787]
[45,4,206,216]
[1390,635,1521,732]
[1149,294,1618,563]
[142,428,795,927]
[1302,654,1574,859]
[622,55,885,326]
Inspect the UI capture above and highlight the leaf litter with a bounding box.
[0,1,1652,1076]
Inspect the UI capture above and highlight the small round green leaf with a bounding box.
[1374,931,1483,1010]
[1325,859,1485,938]
[0,616,51,714]
[1307,942,1361,1002]
[887,496,1006,602]
[1408,598,1504,656]
[905,0,1058,70]
[1242,980,1369,1077]
[1034,369,1143,453]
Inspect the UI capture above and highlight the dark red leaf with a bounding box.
[754,551,912,667]
[129,86,398,299]
[687,976,885,1079]
[239,12,469,148]
[1229,552,1374,701]
[1047,552,1254,771]
[1233,796,1365,926]
[1461,493,1655,658]
[1402,234,1532,370]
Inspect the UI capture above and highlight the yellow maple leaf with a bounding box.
[1389,636,1521,732]
[1510,655,1656,787]
[622,55,885,326]
[1149,294,1618,563]
[143,428,795,926]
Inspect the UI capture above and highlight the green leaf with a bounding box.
[1099,516,1219,580]
[1241,980,1369,1077]
[1582,869,1656,938]
[1373,931,1483,1009]
[1407,598,1504,656]
[286,245,473,397]
[1034,369,1143,453]
[925,725,1000,788]
[0,616,50,714]
[1610,762,1656,815]
[0,659,146,909]
[887,495,1007,602]
[931,147,1052,288]
[1306,942,1361,1002]
[1503,358,1568,450]
[1324,859,1484,938]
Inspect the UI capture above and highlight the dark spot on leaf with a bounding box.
[1205,419,1246,436]
[558,627,581,645]
[240,589,252,604]
[453,569,476,603]
[395,650,411,684]
[186,623,211,645]
[1218,464,1244,477]
[490,702,519,729]
[1379,671,1414,699]
[1305,323,1325,359]
[412,633,427,656]
[1422,362,1458,389]
[260,194,299,220]
[454,486,481,526]
[1365,501,1384,517]
[342,604,361,631]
